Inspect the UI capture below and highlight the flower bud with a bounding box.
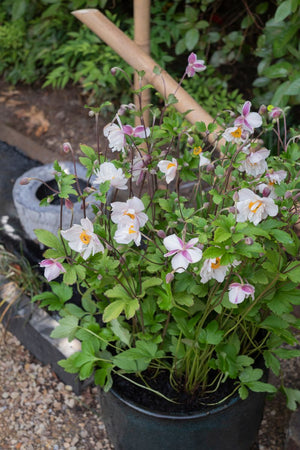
[203,202,210,209]
[63,142,72,153]
[229,206,236,214]
[258,104,267,115]
[111,67,117,76]
[225,245,230,250]
[284,191,292,199]
[262,187,271,197]
[19,177,31,185]
[233,192,239,202]
[88,110,95,117]
[196,243,204,250]
[97,274,103,281]
[230,226,235,233]
[187,136,194,145]
[157,230,166,239]
[65,198,73,210]
[166,272,174,284]
[206,164,215,173]
[244,237,254,245]
[269,106,282,119]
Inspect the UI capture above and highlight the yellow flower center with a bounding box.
[230,127,242,138]
[193,146,203,155]
[128,225,136,234]
[211,257,221,269]
[167,162,175,170]
[249,200,262,213]
[80,230,91,245]
[124,211,135,220]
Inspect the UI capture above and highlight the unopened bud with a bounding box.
[203,202,210,209]
[97,274,103,281]
[206,164,215,173]
[166,272,174,284]
[65,198,73,210]
[187,136,194,145]
[88,110,95,117]
[157,230,166,239]
[225,245,230,250]
[84,186,95,194]
[258,104,267,115]
[244,237,254,245]
[63,142,72,153]
[196,243,204,250]
[230,226,235,233]
[111,67,117,76]
[229,206,236,214]
[19,177,31,185]
[262,187,271,197]
[284,191,292,199]
[269,106,282,120]
[233,192,239,202]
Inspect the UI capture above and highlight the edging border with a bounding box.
[0,276,91,395]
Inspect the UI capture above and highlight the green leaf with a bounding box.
[105,284,133,301]
[202,247,224,259]
[282,387,300,411]
[285,77,300,95]
[51,282,73,303]
[263,62,292,79]
[34,229,63,250]
[63,266,77,285]
[263,350,280,376]
[285,262,300,283]
[174,293,194,307]
[269,229,294,246]
[274,0,292,22]
[246,381,277,393]
[239,385,249,400]
[103,300,126,322]
[110,319,131,346]
[50,316,79,340]
[185,29,199,51]
[214,228,232,243]
[124,299,139,319]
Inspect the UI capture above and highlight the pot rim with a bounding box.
[104,387,242,420]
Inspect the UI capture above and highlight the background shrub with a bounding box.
[0,0,299,120]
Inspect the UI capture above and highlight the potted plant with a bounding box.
[30,55,300,450]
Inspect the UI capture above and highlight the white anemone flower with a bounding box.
[114,222,142,246]
[103,122,126,153]
[239,148,270,177]
[111,197,148,229]
[61,217,104,260]
[163,234,203,273]
[228,283,255,304]
[157,158,178,184]
[222,126,247,144]
[200,258,230,283]
[257,170,287,199]
[234,101,262,133]
[236,188,278,226]
[39,258,66,282]
[193,146,210,167]
[93,162,128,190]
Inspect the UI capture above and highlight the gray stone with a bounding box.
[12,161,94,241]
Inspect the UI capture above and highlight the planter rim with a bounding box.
[104,386,241,421]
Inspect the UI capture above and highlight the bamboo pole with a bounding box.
[72,9,222,144]
[134,0,151,127]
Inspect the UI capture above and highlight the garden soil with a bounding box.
[0,77,300,449]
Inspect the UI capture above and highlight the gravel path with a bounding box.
[0,323,299,450]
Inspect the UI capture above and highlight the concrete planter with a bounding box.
[0,275,90,395]
[12,161,93,242]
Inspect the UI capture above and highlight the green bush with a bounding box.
[0,0,299,117]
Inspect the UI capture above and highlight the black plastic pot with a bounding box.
[99,385,265,450]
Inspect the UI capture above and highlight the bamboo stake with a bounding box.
[72,9,222,144]
[134,0,151,127]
